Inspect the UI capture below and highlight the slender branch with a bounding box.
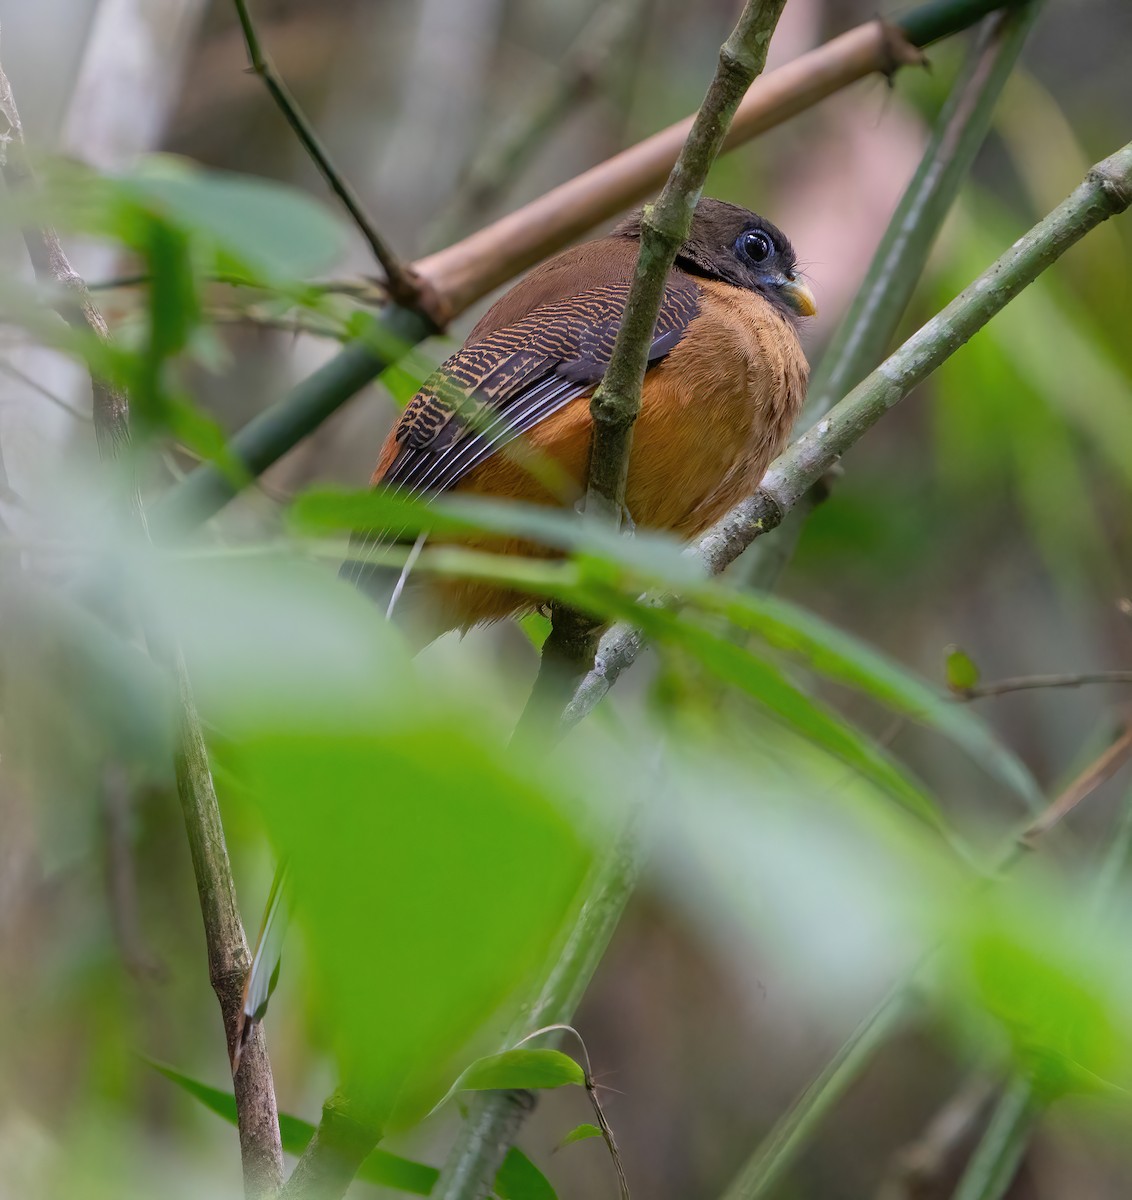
[954,670,1132,700]
[157,0,1009,530]
[0,48,284,1198]
[230,0,447,325]
[720,985,915,1200]
[278,1088,384,1200]
[584,0,788,523]
[0,68,128,458]
[1017,725,1132,848]
[172,665,285,1197]
[802,0,1043,431]
[563,138,1132,729]
[433,809,645,1200]
[876,1076,998,1200]
[949,1078,1036,1200]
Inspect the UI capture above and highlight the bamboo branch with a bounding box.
[156,0,1010,532]
[0,49,285,1199]
[563,138,1132,729]
[230,0,447,325]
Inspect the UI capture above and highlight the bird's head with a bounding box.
[614,197,816,320]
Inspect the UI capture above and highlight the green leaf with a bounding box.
[625,605,948,833]
[130,159,347,280]
[494,1148,558,1200]
[558,1123,603,1148]
[455,1048,585,1092]
[290,487,703,588]
[433,1049,585,1114]
[147,1058,439,1194]
[696,588,1041,812]
[945,645,981,692]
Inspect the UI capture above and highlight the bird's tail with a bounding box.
[232,860,290,1074]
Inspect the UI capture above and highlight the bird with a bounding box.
[342,196,815,633]
[234,199,814,1064]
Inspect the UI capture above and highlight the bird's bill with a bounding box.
[779,277,817,317]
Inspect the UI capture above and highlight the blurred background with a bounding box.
[1,1,1131,1197]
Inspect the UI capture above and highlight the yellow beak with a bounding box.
[779,277,817,318]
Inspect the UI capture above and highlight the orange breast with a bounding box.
[413,279,807,631]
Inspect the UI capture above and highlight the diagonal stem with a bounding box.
[582,0,789,524]
[230,0,446,324]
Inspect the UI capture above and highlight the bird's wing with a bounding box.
[377,274,701,499]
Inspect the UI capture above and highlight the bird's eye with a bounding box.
[739,229,773,263]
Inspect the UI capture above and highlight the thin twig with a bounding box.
[1017,725,1132,848]
[0,357,95,422]
[562,138,1132,731]
[229,0,447,325]
[876,1076,998,1200]
[0,48,285,1198]
[953,670,1132,700]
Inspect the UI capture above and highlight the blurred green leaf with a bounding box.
[126,158,347,281]
[292,487,703,588]
[625,607,948,833]
[945,645,981,692]
[558,1122,603,1148]
[692,589,1040,813]
[147,1059,439,1194]
[494,1148,558,1200]
[241,726,590,1124]
[943,885,1132,1099]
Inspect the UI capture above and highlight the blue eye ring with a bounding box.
[739,229,773,263]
